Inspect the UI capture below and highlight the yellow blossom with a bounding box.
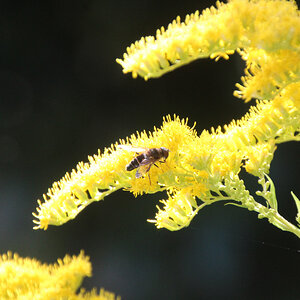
[234,49,300,102]
[0,251,120,300]
[148,187,209,231]
[33,108,298,234]
[117,0,300,86]
[33,116,201,229]
[115,0,300,236]
[34,0,300,238]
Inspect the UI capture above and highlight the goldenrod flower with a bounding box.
[33,116,207,230]
[117,0,300,83]
[0,251,120,300]
[34,0,300,238]
[33,112,300,237]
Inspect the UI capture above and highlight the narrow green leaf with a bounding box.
[225,202,245,209]
[264,173,278,211]
[291,191,300,225]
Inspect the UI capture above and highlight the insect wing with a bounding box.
[117,144,148,153]
[136,164,152,178]
[138,156,155,166]
[135,155,156,178]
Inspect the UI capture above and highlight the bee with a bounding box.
[118,145,169,182]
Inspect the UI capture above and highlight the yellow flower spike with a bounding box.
[0,251,120,300]
[117,0,300,84]
[33,108,299,231]
[33,115,202,230]
[35,112,265,231]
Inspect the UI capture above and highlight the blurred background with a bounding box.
[0,0,299,299]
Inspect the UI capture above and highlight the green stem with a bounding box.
[249,200,300,238]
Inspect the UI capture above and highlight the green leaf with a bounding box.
[264,173,278,211]
[225,202,246,209]
[291,191,300,225]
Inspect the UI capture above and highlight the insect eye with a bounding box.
[161,147,169,157]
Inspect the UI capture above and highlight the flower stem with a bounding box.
[249,199,300,238]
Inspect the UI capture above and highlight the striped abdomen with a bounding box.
[126,153,147,171]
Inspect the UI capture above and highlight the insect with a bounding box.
[118,145,169,182]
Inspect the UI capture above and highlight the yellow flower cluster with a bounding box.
[33,0,300,237]
[116,0,300,83]
[0,251,120,300]
[33,106,298,233]
[33,116,207,230]
[114,0,300,234]
[235,50,300,103]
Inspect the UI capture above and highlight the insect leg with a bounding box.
[148,173,151,185]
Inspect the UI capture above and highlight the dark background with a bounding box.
[0,1,299,299]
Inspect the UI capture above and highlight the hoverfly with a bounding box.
[117,145,169,182]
